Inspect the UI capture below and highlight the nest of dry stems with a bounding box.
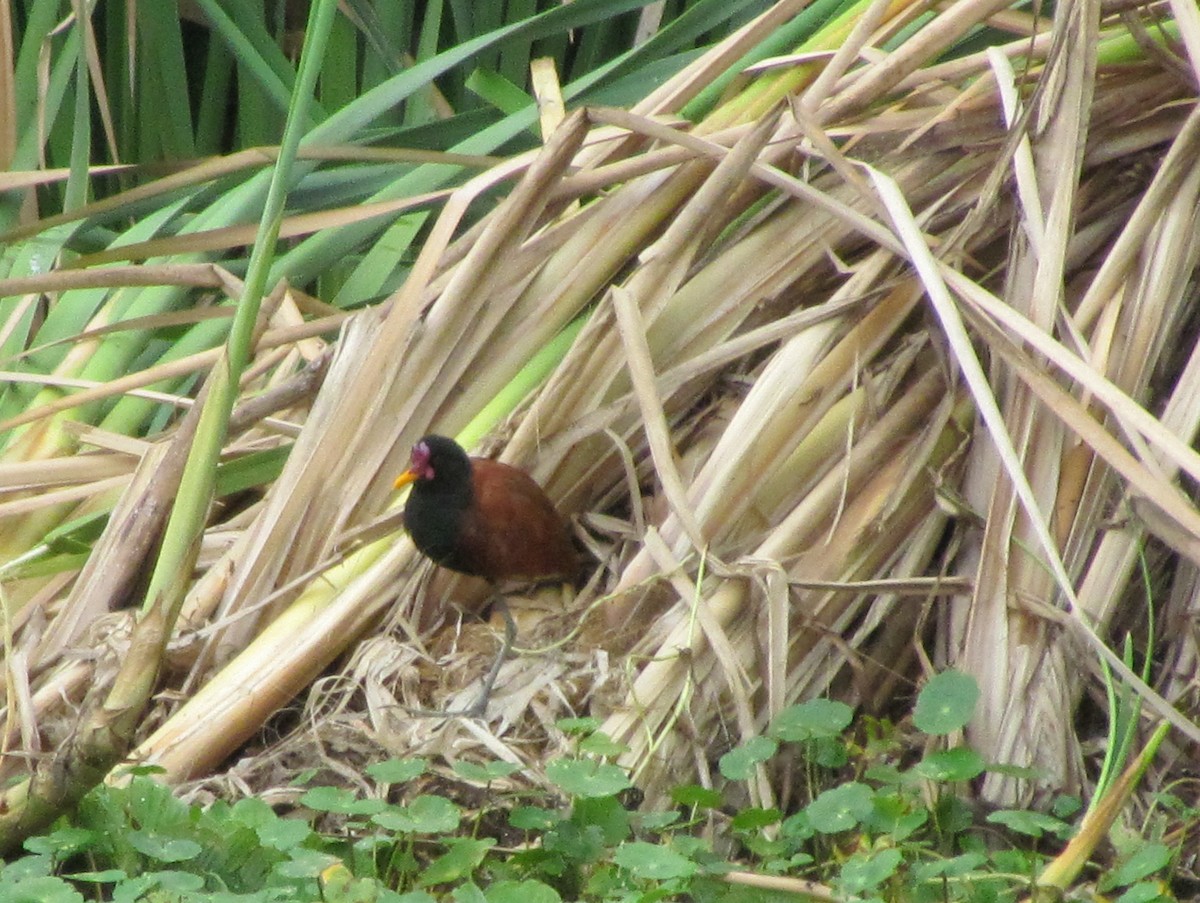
[4,0,1200,840]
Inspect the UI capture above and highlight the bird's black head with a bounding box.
[396,435,478,573]
[405,434,472,490]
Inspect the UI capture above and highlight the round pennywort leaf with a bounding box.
[545,758,632,798]
[366,757,428,784]
[718,736,778,780]
[614,842,698,880]
[769,699,854,742]
[806,782,874,834]
[913,670,979,734]
[912,747,985,782]
[373,795,462,834]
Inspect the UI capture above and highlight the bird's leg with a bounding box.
[464,593,517,717]
[404,592,517,719]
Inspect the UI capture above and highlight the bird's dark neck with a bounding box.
[405,472,481,576]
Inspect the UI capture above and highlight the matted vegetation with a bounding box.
[2,0,1199,895]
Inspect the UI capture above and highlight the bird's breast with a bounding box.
[404,497,483,576]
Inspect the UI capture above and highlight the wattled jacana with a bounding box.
[394,434,577,713]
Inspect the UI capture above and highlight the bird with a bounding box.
[394,434,578,713]
[395,434,578,583]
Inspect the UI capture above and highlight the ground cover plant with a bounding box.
[1,0,1199,898]
[7,673,1189,901]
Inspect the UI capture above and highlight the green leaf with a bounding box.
[769,699,854,741]
[781,810,815,843]
[545,758,632,798]
[300,786,386,815]
[453,882,490,903]
[838,848,903,894]
[670,785,724,809]
[230,794,312,851]
[806,783,875,834]
[22,827,96,857]
[934,794,976,834]
[0,875,86,903]
[484,879,562,903]
[986,809,1072,840]
[912,852,987,880]
[911,747,985,782]
[578,731,630,757]
[613,841,699,880]
[452,760,523,783]
[133,870,205,893]
[766,857,799,875]
[812,735,850,768]
[862,763,907,786]
[634,810,681,831]
[315,861,377,903]
[670,834,728,874]
[394,893,439,903]
[557,717,601,735]
[1105,843,1173,888]
[465,68,534,117]
[1,856,55,884]
[1115,881,1172,903]
[215,445,291,495]
[543,820,606,864]
[122,776,192,831]
[730,807,781,831]
[256,816,311,851]
[866,793,927,841]
[913,670,979,734]
[373,796,462,834]
[228,796,274,827]
[125,831,202,864]
[276,847,341,879]
[572,795,630,845]
[367,758,429,783]
[718,736,778,780]
[418,838,495,886]
[1051,794,1083,819]
[60,868,126,884]
[510,806,563,831]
